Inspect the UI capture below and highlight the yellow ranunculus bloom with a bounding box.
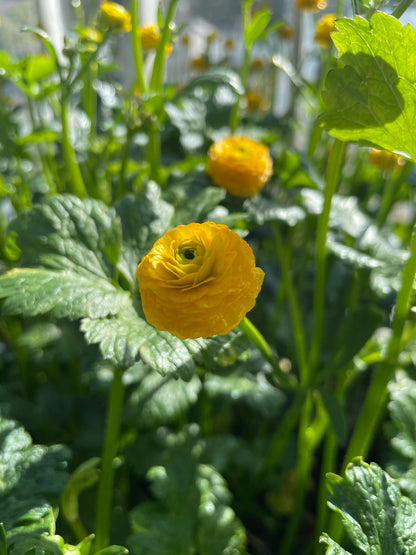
[206,136,273,196]
[137,222,265,339]
[296,0,327,11]
[100,2,131,32]
[138,24,173,55]
[314,14,336,47]
[368,148,405,171]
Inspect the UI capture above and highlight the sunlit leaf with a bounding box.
[321,458,416,554]
[321,12,416,160]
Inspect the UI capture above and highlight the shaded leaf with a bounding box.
[124,362,201,429]
[80,304,201,378]
[128,434,247,555]
[0,416,69,530]
[321,13,416,160]
[322,458,416,554]
[115,183,174,285]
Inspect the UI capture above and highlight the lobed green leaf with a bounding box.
[321,458,416,554]
[321,12,416,160]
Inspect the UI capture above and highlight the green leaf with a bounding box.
[244,196,305,227]
[23,54,55,83]
[386,371,416,500]
[128,434,247,555]
[174,69,244,98]
[15,130,58,146]
[0,269,129,319]
[245,10,271,45]
[61,458,101,528]
[94,547,128,555]
[0,416,68,531]
[0,524,6,555]
[115,183,174,285]
[321,13,416,160]
[124,362,201,429]
[163,169,226,226]
[0,195,130,320]
[80,304,201,378]
[321,458,416,554]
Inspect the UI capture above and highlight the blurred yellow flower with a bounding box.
[251,58,265,70]
[78,27,103,43]
[181,34,190,46]
[278,24,294,40]
[314,14,336,47]
[368,148,405,171]
[100,2,131,32]
[137,222,265,339]
[225,38,235,49]
[246,92,265,111]
[206,136,273,196]
[138,23,173,55]
[207,31,218,42]
[190,56,208,70]
[296,0,327,12]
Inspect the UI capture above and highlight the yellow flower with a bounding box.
[296,0,327,12]
[251,58,265,70]
[190,56,208,70]
[246,92,265,111]
[206,136,273,196]
[225,38,235,49]
[278,24,294,40]
[314,14,336,47]
[100,2,131,32]
[138,24,173,55]
[137,222,265,339]
[368,148,405,171]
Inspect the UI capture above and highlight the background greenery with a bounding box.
[1,1,416,554]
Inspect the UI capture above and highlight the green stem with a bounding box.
[238,317,297,390]
[27,98,56,194]
[147,121,161,182]
[230,0,252,132]
[391,0,415,18]
[149,0,179,92]
[308,139,345,377]
[93,367,124,553]
[130,0,147,92]
[262,387,307,473]
[69,31,111,91]
[341,223,416,469]
[83,62,98,140]
[60,95,88,198]
[272,222,308,381]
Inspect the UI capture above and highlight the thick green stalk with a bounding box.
[238,317,297,390]
[93,367,124,553]
[308,139,345,377]
[342,222,416,469]
[60,95,88,198]
[130,0,147,92]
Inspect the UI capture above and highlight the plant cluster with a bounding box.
[1,0,416,554]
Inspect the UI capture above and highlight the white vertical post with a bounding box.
[35,0,66,59]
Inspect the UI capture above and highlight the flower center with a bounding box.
[176,245,202,265]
